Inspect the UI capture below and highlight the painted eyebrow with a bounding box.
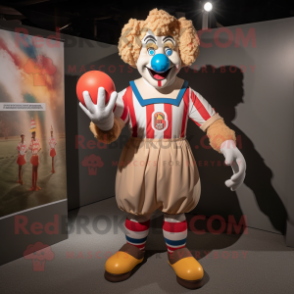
[145,43,158,50]
[163,41,175,49]
[144,35,157,43]
[163,36,175,43]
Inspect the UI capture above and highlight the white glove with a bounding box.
[79,87,118,131]
[220,140,246,191]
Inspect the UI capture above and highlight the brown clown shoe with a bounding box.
[168,248,204,289]
[104,243,144,282]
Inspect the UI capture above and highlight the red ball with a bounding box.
[76,71,115,106]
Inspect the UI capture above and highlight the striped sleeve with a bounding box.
[36,139,41,149]
[114,88,129,125]
[188,88,222,132]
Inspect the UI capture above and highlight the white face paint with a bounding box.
[136,30,181,89]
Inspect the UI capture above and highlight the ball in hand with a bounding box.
[76,71,115,106]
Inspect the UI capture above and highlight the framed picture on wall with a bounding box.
[0,24,68,265]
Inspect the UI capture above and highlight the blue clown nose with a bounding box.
[151,54,170,73]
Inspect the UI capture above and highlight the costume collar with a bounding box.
[129,80,188,107]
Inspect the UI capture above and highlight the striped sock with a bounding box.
[163,214,187,254]
[125,215,150,252]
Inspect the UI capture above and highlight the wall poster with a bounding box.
[0,27,67,218]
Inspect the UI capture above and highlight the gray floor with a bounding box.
[1,197,294,294]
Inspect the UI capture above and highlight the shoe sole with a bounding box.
[176,276,204,289]
[104,270,132,282]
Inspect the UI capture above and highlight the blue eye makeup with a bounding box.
[147,48,155,56]
[165,47,173,56]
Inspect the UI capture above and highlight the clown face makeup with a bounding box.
[136,31,181,89]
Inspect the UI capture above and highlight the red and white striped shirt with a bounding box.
[114,83,217,139]
[29,138,41,155]
[17,142,26,155]
[49,137,57,149]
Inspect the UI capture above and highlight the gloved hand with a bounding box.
[220,140,246,191]
[79,87,118,131]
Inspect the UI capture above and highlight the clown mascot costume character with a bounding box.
[49,125,57,173]
[79,9,246,289]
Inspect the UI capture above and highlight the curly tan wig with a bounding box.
[118,9,200,68]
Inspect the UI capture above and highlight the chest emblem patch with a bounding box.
[152,111,168,131]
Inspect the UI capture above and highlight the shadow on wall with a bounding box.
[179,65,287,235]
[65,75,81,210]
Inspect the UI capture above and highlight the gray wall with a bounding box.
[186,19,293,244]
[64,36,136,210]
[64,18,294,242]
[181,18,294,240]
